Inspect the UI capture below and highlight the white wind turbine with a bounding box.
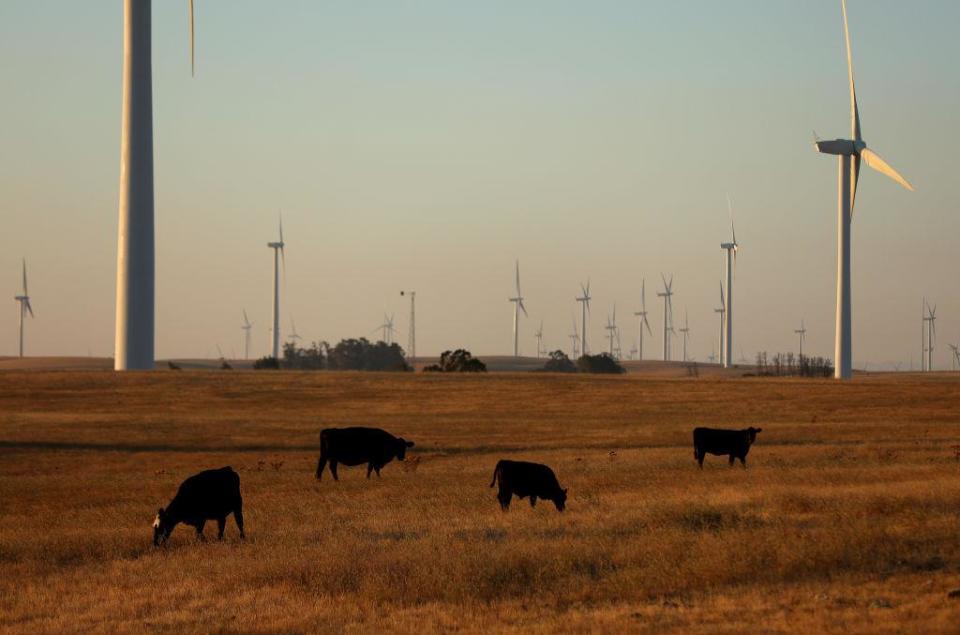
[679,308,691,362]
[633,279,652,361]
[605,305,618,358]
[267,216,286,359]
[378,313,396,345]
[288,316,302,344]
[949,344,959,372]
[534,321,545,359]
[569,316,581,359]
[13,259,34,358]
[720,195,738,369]
[795,319,807,358]
[508,260,528,357]
[657,274,674,361]
[814,0,914,379]
[924,301,936,372]
[714,282,725,366]
[576,281,591,355]
[241,309,253,360]
[114,1,198,370]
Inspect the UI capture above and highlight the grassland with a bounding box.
[1,370,959,633]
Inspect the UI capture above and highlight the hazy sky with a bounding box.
[2,1,958,368]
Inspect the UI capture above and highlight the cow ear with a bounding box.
[406,441,415,448]
[563,488,568,495]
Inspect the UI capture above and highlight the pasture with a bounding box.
[1,371,959,633]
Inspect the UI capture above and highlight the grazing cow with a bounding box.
[153,466,244,546]
[315,427,414,481]
[693,427,762,468]
[489,459,568,512]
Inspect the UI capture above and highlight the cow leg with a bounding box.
[696,451,705,469]
[728,454,735,467]
[367,463,374,479]
[498,487,512,511]
[740,456,747,469]
[316,456,327,481]
[234,502,246,539]
[216,516,226,540]
[195,521,206,541]
[374,465,382,478]
[329,461,339,481]
[529,496,537,508]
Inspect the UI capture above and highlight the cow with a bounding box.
[489,459,568,512]
[315,427,414,481]
[153,466,245,546]
[693,427,762,468]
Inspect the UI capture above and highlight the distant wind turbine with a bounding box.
[509,260,528,357]
[241,309,253,360]
[114,0,198,371]
[814,0,914,379]
[714,282,725,366]
[288,316,302,344]
[534,321,545,359]
[267,216,286,359]
[633,279,652,361]
[400,290,416,363]
[795,319,807,358]
[569,316,581,359]
[13,259,34,358]
[657,274,674,361]
[576,281,591,355]
[605,305,619,358]
[949,344,959,372]
[679,309,691,362]
[924,301,936,372]
[720,195,738,369]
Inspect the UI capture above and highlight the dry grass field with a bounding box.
[1,370,959,633]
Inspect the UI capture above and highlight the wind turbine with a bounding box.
[814,0,914,379]
[288,316,302,344]
[657,274,674,361]
[576,281,591,355]
[714,282,725,366]
[267,216,286,359]
[633,279,652,361]
[382,313,397,345]
[720,195,738,368]
[508,260,528,357]
[13,259,34,358]
[241,309,253,360]
[114,1,197,370]
[569,316,581,359]
[795,319,807,358]
[949,344,959,372]
[605,305,618,358]
[401,290,416,364]
[924,301,936,372]
[679,309,691,362]
[534,321,544,359]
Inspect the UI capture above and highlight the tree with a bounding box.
[542,350,577,373]
[423,349,487,372]
[576,353,625,374]
[254,356,280,370]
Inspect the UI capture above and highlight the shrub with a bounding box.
[253,356,280,370]
[542,350,577,373]
[576,353,625,374]
[424,349,487,373]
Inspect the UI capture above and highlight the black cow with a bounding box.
[489,459,568,512]
[153,466,245,546]
[693,427,762,468]
[315,427,414,481]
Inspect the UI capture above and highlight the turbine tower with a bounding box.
[679,309,691,362]
[795,319,807,358]
[241,309,253,360]
[378,313,396,345]
[13,259,34,358]
[921,298,927,372]
[534,321,544,359]
[714,282,726,366]
[401,290,416,364]
[814,0,914,379]
[720,196,738,368]
[288,316,302,344]
[949,344,959,372]
[569,317,581,359]
[508,260,527,357]
[267,217,285,359]
[605,305,618,357]
[633,279,652,361]
[924,301,936,372]
[115,0,197,370]
[576,281,591,355]
[656,274,674,361]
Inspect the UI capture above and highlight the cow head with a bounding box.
[553,488,568,512]
[153,508,173,546]
[747,427,763,444]
[396,438,415,461]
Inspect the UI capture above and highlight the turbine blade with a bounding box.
[22,259,28,295]
[25,299,34,318]
[515,260,521,296]
[279,213,284,245]
[519,299,528,318]
[850,154,861,218]
[860,148,914,191]
[643,314,652,336]
[841,0,861,142]
[189,0,195,77]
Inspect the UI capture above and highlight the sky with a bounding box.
[1,1,958,368]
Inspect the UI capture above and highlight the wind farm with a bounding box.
[2,1,958,633]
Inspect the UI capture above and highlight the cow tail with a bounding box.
[489,461,502,488]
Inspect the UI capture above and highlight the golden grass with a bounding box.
[1,371,959,633]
